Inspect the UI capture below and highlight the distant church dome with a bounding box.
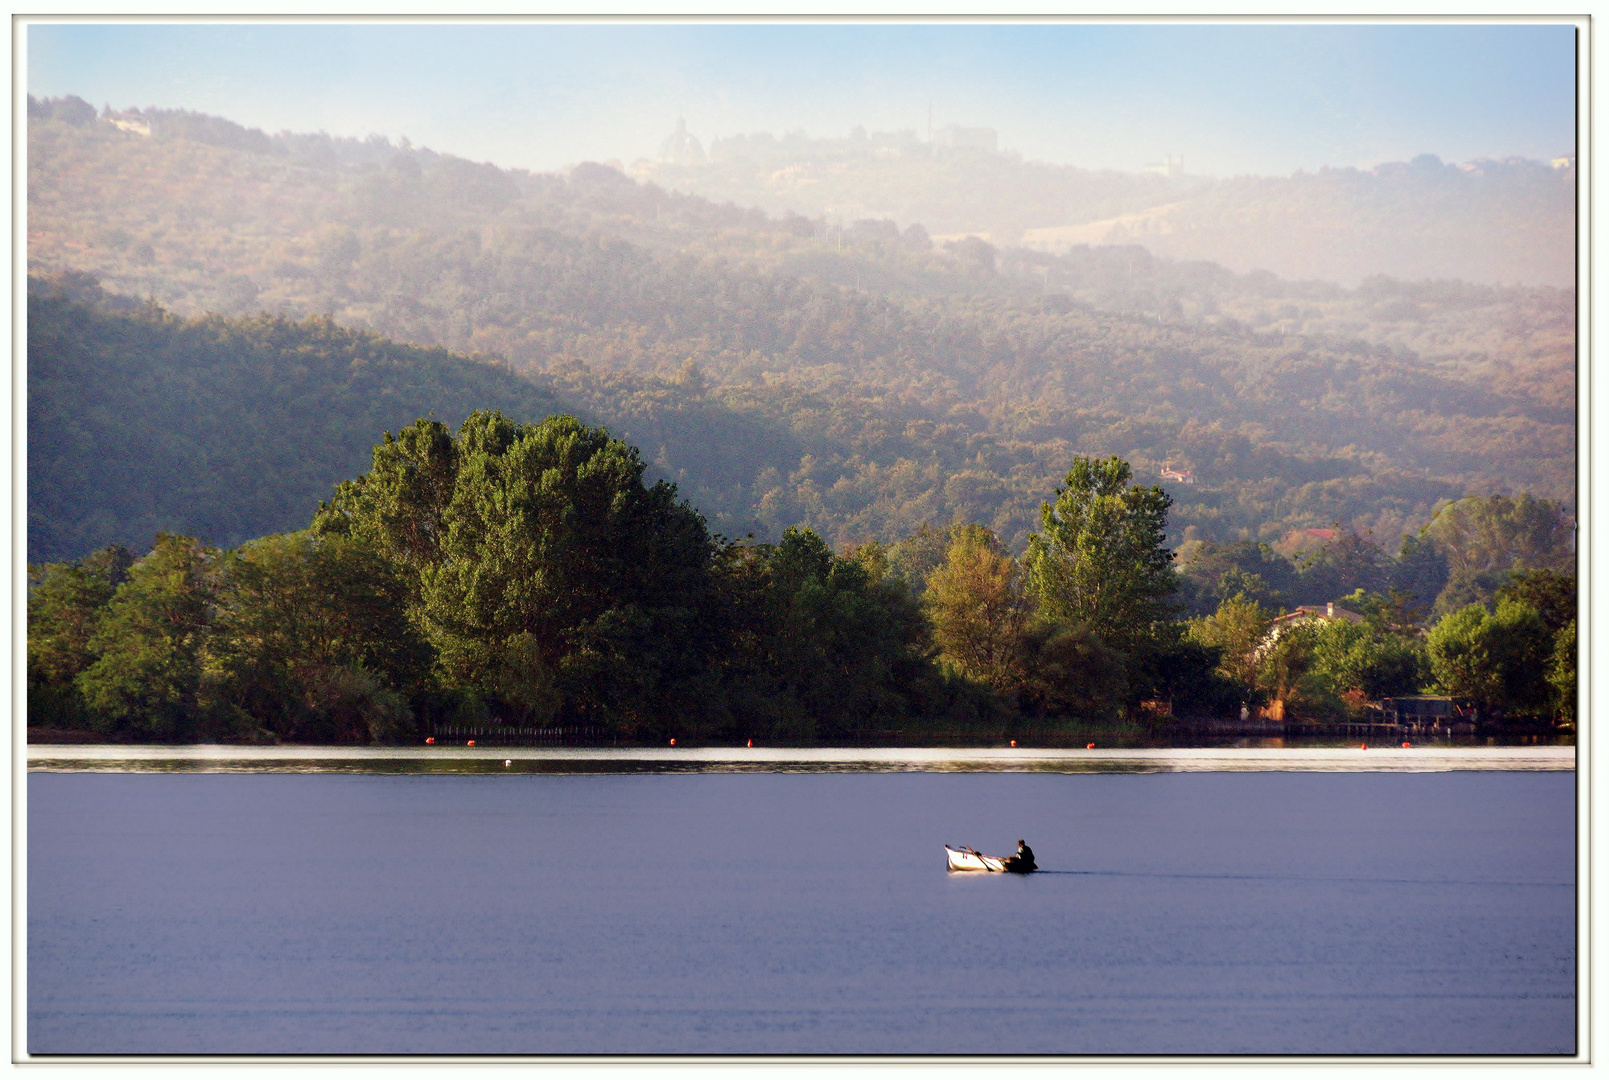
[658,118,707,167]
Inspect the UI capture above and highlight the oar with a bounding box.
[965,845,999,872]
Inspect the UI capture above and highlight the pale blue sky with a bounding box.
[25,21,1578,177]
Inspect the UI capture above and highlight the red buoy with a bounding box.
[747,739,753,748]
[1360,743,1367,750]
[1086,742,1096,750]
[425,737,434,745]
[467,740,475,747]
[1010,740,1016,748]
[669,738,676,747]
[1402,741,1412,748]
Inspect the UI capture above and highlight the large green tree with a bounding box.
[1422,494,1575,614]
[1426,598,1555,718]
[1188,594,1274,696]
[315,411,721,734]
[76,533,222,740]
[1305,618,1425,703]
[925,525,1031,692]
[1023,456,1177,657]
[1423,493,1575,577]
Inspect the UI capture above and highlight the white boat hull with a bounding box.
[945,845,1006,872]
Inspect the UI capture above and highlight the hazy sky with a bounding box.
[25,20,1578,178]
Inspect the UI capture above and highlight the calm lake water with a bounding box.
[28,764,1575,1056]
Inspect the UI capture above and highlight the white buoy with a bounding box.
[504,759,512,767]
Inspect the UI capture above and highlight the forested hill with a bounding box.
[26,98,1576,561]
[27,275,567,562]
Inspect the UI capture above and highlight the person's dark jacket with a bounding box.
[1005,842,1036,872]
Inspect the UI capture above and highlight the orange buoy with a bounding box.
[1402,741,1412,748]
[1361,743,1367,750]
[1086,742,1096,750]
[467,740,475,747]
[425,737,434,745]
[1010,740,1016,748]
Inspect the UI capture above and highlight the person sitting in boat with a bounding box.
[1003,839,1036,873]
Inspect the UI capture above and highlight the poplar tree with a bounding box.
[925,525,1030,692]
[1023,456,1177,657]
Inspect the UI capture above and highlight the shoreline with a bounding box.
[25,744,1576,774]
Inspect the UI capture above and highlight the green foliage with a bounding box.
[320,411,722,736]
[1188,594,1274,695]
[1338,587,1430,638]
[1549,620,1576,724]
[1256,623,1330,718]
[924,525,1030,692]
[1390,533,1450,611]
[1495,569,1576,635]
[884,523,955,595]
[1433,569,1514,617]
[313,418,460,575]
[1194,589,1427,718]
[1422,494,1575,615]
[76,534,222,740]
[205,531,430,744]
[1293,529,1390,605]
[26,545,133,727]
[1305,618,1425,703]
[1426,599,1554,717]
[1024,456,1177,658]
[1423,493,1576,577]
[28,275,566,562]
[1011,618,1128,724]
[1174,540,1299,616]
[717,527,943,743]
[1425,605,1501,713]
[1132,629,1244,717]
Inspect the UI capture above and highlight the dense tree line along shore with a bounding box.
[29,406,1575,746]
[25,97,1576,746]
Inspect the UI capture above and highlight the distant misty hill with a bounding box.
[632,125,1576,288]
[27,97,1574,562]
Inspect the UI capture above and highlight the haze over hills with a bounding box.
[632,122,1576,288]
[26,96,1575,564]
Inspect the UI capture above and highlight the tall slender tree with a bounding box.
[925,525,1031,692]
[1023,456,1177,657]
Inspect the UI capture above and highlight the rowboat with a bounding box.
[945,845,1007,872]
